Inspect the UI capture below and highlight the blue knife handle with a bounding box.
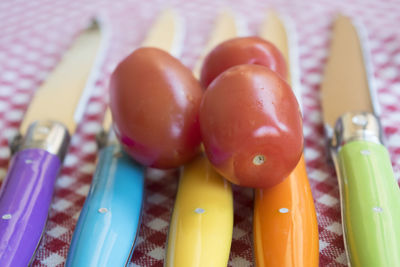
[66,144,144,267]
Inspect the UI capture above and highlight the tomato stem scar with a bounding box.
[253,155,265,165]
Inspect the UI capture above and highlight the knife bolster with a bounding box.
[332,112,383,150]
[15,121,70,161]
[96,128,118,149]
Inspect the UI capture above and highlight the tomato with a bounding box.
[200,37,287,88]
[199,64,303,188]
[110,47,203,169]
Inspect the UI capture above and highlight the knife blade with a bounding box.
[253,11,319,267]
[20,21,103,134]
[165,11,235,267]
[0,19,105,267]
[66,9,183,267]
[321,15,400,267]
[192,10,237,78]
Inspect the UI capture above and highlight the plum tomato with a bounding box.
[200,37,287,88]
[110,47,203,169]
[199,64,303,188]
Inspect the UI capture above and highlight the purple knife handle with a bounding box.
[0,148,61,267]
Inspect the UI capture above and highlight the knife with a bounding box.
[0,18,105,267]
[253,11,319,267]
[66,9,183,267]
[321,15,400,267]
[165,11,235,267]
[65,110,145,267]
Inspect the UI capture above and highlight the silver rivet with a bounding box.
[25,159,33,164]
[253,155,265,165]
[352,115,368,126]
[2,214,12,220]
[279,208,289,213]
[361,150,371,155]
[194,208,205,214]
[373,206,383,213]
[98,208,108,214]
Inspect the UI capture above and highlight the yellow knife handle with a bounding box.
[166,155,233,267]
[254,155,319,267]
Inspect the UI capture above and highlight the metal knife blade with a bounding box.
[20,21,103,134]
[321,16,375,129]
[192,10,237,79]
[321,15,400,267]
[260,10,302,111]
[103,8,181,133]
[165,11,235,266]
[141,8,184,59]
[0,19,105,267]
[260,11,290,79]
[253,11,319,267]
[66,9,183,266]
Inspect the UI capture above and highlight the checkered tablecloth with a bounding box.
[1,0,400,266]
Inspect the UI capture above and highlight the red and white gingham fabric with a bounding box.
[1,0,400,266]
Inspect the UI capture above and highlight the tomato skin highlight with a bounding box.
[110,47,203,169]
[199,64,303,188]
[200,37,287,88]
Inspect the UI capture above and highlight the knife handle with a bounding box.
[0,148,61,267]
[66,143,144,267]
[336,141,400,267]
[166,154,233,267]
[253,155,319,267]
[0,121,69,267]
[332,112,400,266]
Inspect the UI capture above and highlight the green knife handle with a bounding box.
[333,113,400,267]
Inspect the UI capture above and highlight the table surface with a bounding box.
[1,0,400,266]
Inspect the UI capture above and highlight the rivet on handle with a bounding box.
[2,214,12,220]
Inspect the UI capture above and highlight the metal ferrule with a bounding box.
[15,121,70,161]
[106,128,118,145]
[332,111,383,151]
[96,127,118,149]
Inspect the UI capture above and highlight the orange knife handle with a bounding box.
[253,155,319,267]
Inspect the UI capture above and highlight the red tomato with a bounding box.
[200,37,287,88]
[110,47,203,169]
[199,64,303,188]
